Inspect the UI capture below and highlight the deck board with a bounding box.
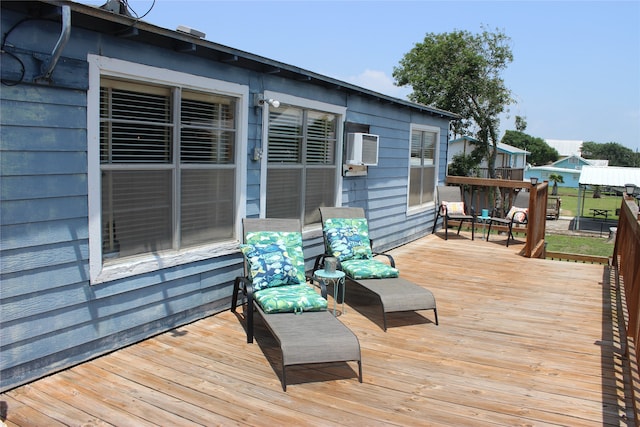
[1,233,635,426]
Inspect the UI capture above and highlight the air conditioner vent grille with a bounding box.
[346,133,379,166]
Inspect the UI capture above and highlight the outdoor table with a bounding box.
[590,208,611,221]
[313,269,346,316]
[477,215,491,239]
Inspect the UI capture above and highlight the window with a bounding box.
[100,79,237,259]
[88,56,248,284]
[263,94,344,226]
[408,125,439,209]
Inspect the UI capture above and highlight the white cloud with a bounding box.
[343,69,411,100]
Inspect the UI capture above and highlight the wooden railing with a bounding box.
[450,167,525,181]
[477,167,525,181]
[445,176,548,258]
[525,181,548,258]
[444,177,639,416]
[612,197,640,420]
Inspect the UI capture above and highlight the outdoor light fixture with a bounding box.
[254,94,280,108]
[625,183,636,197]
[530,177,539,186]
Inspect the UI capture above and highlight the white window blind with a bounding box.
[266,106,337,225]
[100,78,237,260]
[409,128,437,207]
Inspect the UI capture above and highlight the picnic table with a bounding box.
[590,208,611,221]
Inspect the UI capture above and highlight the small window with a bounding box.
[408,125,438,209]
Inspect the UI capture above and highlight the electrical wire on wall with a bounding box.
[0,16,32,86]
[1,1,156,86]
[119,0,155,20]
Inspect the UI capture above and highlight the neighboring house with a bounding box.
[525,155,609,188]
[553,154,608,170]
[0,1,457,391]
[448,136,529,180]
[544,139,583,159]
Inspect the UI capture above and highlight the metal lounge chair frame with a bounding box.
[486,190,530,247]
[315,207,438,331]
[432,185,475,240]
[231,218,362,391]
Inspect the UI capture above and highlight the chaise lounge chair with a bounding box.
[314,207,438,331]
[486,190,530,246]
[432,185,475,240]
[231,218,362,391]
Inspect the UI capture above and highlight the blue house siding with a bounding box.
[0,1,455,391]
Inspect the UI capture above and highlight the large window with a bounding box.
[100,79,237,259]
[88,55,248,284]
[265,103,340,226]
[408,125,439,209]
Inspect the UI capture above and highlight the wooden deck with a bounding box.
[1,232,636,426]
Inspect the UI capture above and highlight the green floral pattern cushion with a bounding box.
[240,231,307,292]
[341,259,399,279]
[254,284,328,314]
[323,218,373,261]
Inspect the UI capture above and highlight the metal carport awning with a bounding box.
[575,166,640,230]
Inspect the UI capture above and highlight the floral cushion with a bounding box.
[340,259,399,279]
[323,217,373,261]
[253,284,328,314]
[442,201,465,215]
[240,231,307,292]
[506,206,528,223]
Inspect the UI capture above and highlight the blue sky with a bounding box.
[83,0,640,151]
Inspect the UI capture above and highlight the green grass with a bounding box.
[480,186,624,258]
[552,187,624,219]
[544,233,614,257]
[546,187,621,257]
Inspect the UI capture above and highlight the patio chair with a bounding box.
[231,218,362,391]
[432,185,476,240]
[314,207,438,331]
[486,190,530,247]
[546,196,561,220]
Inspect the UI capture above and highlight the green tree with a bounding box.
[501,130,559,165]
[448,152,482,177]
[548,173,564,196]
[393,27,513,178]
[581,141,636,166]
[593,185,602,198]
[515,115,527,132]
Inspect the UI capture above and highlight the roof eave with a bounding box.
[4,0,458,119]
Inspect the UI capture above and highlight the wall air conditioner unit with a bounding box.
[346,133,379,166]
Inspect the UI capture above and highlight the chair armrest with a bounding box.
[231,276,254,313]
[369,238,395,267]
[307,274,328,299]
[313,253,328,272]
[236,276,254,297]
[372,251,396,268]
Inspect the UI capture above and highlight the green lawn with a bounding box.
[552,187,625,219]
[545,187,623,257]
[478,186,624,257]
[544,233,614,257]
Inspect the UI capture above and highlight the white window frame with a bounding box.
[87,55,248,284]
[406,123,440,215]
[258,91,345,231]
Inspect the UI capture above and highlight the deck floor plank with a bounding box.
[1,234,635,426]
